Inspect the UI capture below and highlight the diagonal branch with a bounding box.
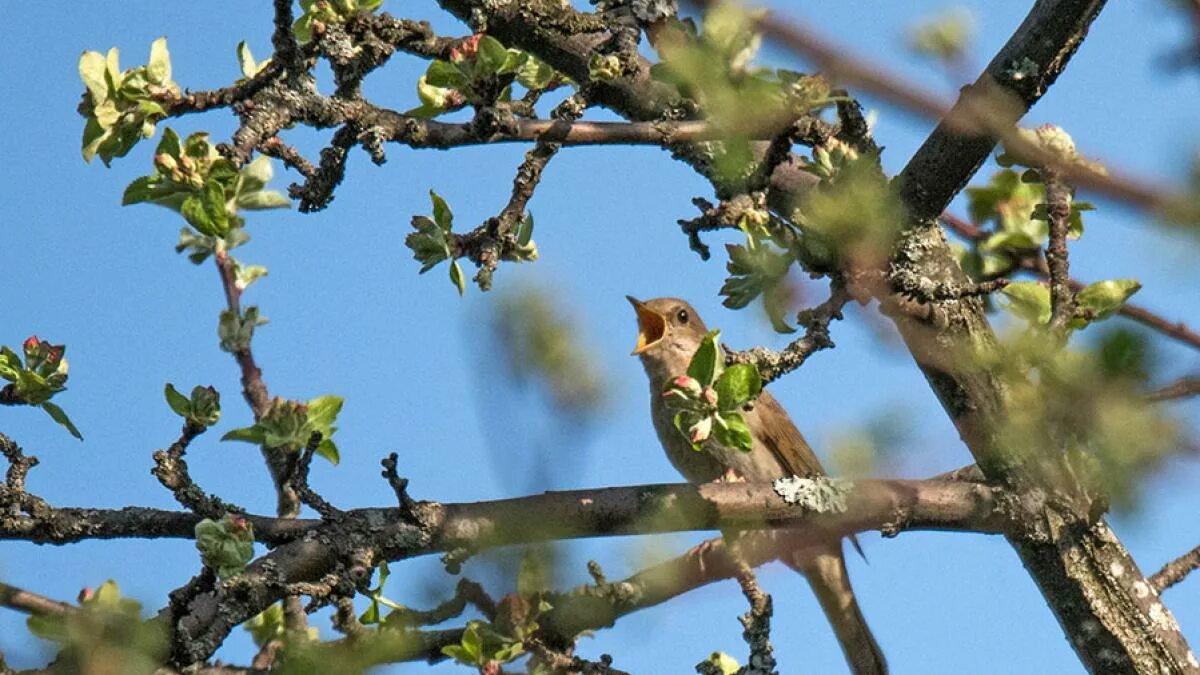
[1150,544,1200,593]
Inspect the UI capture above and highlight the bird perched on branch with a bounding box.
[627,295,886,675]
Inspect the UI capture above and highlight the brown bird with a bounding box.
[628,296,886,675]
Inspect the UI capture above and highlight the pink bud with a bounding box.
[701,387,719,407]
[23,335,39,351]
[78,587,94,604]
[689,416,713,444]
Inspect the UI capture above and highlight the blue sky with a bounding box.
[1,2,1198,673]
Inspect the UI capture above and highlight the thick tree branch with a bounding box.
[155,476,1001,664]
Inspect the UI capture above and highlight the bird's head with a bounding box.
[626,296,709,382]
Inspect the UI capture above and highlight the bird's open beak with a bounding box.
[626,295,666,355]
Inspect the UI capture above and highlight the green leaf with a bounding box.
[189,385,222,426]
[293,14,315,43]
[237,190,291,210]
[712,412,753,452]
[79,51,110,103]
[425,60,467,89]
[516,54,556,90]
[164,383,192,418]
[1076,279,1141,322]
[81,117,109,163]
[147,37,171,84]
[42,401,83,440]
[181,194,214,236]
[306,395,343,429]
[714,363,762,410]
[430,190,453,230]
[245,603,284,647]
[516,212,534,246]
[156,127,182,158]
[706,651,741,675]
[239,155,274,191]
[122,175,159,206]
[999,281,1051,325]
[222,426,267,444]
[449,260,466,296]
[199,179,231,236]
[686,330,723,387]
[315,438,340,465]
[237,41,258,79]
[476,36,509,74]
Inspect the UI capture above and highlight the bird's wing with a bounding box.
[752,389,827,477]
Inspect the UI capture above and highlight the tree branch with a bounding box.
[1150,544,1200,593]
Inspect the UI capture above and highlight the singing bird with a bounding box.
[628,296,886,675]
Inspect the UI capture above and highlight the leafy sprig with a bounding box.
[78,38,179,165]
[222,395,344,464]
[662,330,763,452]
[409,35,566,118]
[0,336,82,440]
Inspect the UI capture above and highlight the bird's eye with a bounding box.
[676,309,689,324]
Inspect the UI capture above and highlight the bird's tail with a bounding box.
[785,547,887,675]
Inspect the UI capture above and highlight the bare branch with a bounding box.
[727,278,852,383]
[152,422,244,518]
[1145,375,1200,403]
[1043,170,1076,332]
[1150,544,1200,593]
[0,582,72,617]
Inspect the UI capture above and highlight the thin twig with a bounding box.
[1150,543,1200,593]
[1043,170,1076,332]
[727,278,852,383]
[1145,375,1200,403]
[152,422,244,518]
[0,582,73,617]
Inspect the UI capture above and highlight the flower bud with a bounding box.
[672,375,702,395]
[154,153,178,174]
[689,416,713,444]
[701,386,719,407]
[23,335,39,351]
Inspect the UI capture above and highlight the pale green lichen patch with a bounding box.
[772,475,853,513]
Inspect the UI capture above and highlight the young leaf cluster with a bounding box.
[26,579,166,675]
[218,306,268,353]
[163,383,222,428]
[123,129,290,239]
[409,35,564,118]
[293,0,384,43]
[961,169,1092,278]
[0,336,81,440]
[651,4,834,180]
[194,515,255,580]
[221,395,344,464]
[78,38,178,165]
[407,191,467,295]
[1000,279,1141,330]
[721,235,796,333]
[662,330,763,452]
